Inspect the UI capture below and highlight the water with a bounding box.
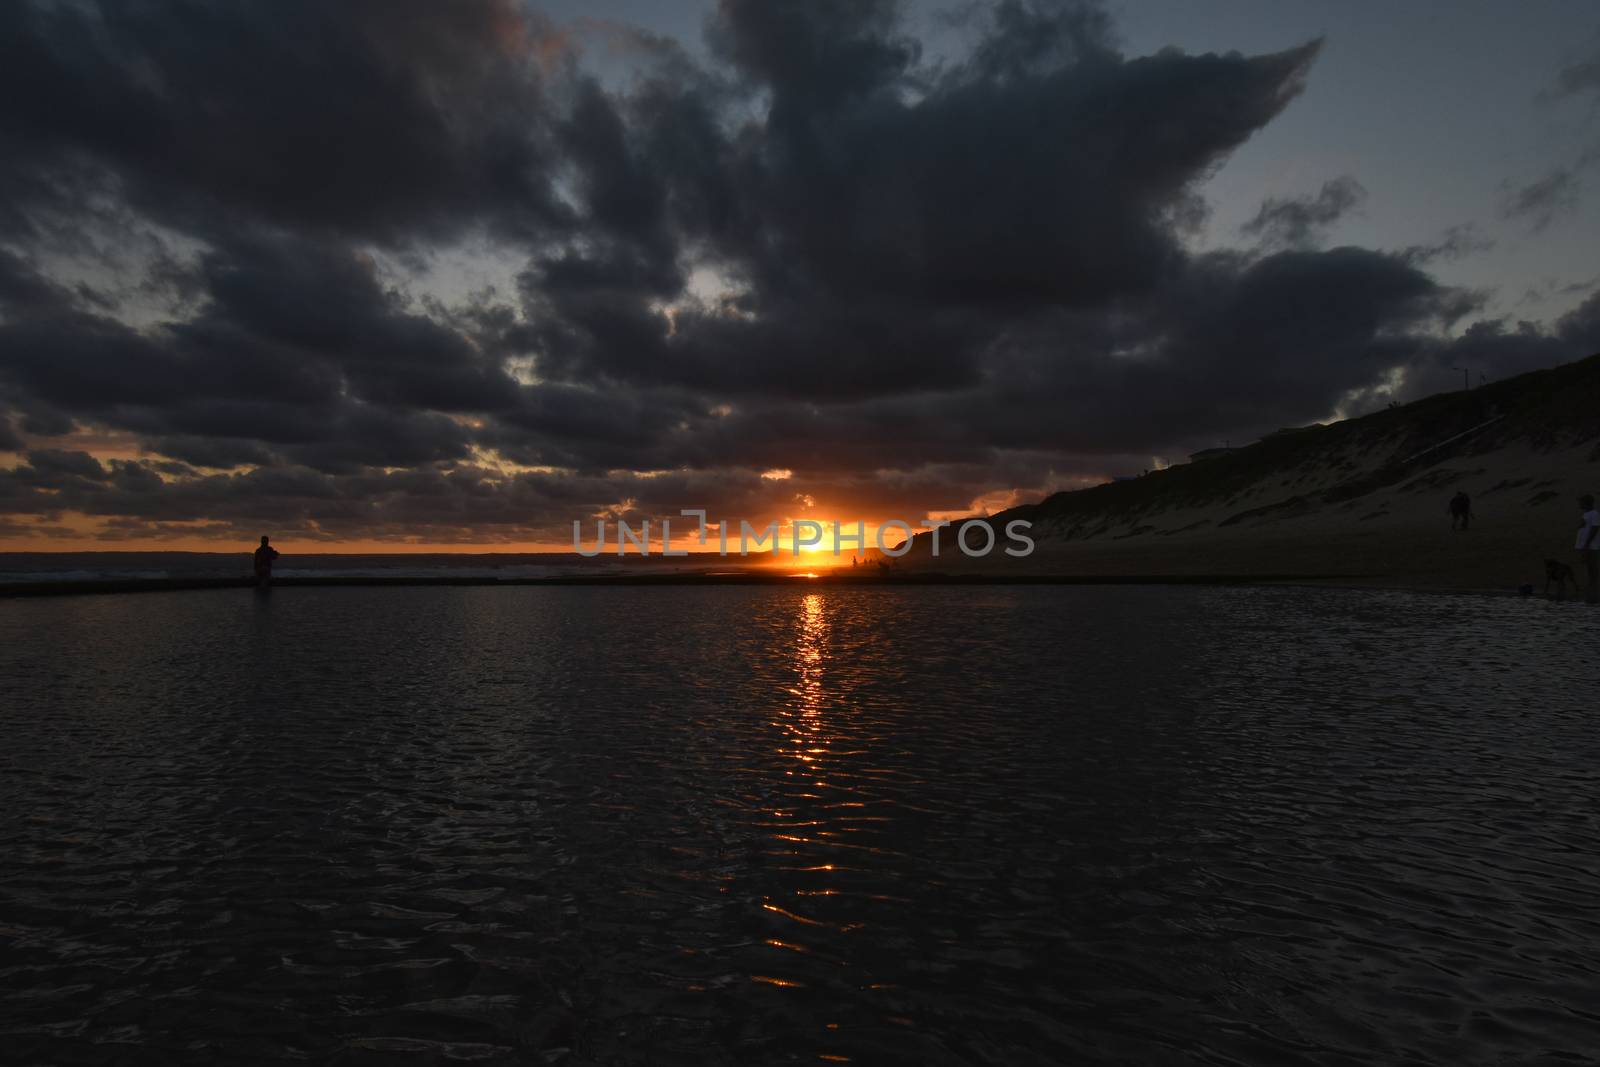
[2,585,1598,1065]
[0,552,636,584]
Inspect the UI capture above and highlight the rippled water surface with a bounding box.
[3,585,1600,1065]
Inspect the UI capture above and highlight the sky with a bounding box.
[1,0,1597,551]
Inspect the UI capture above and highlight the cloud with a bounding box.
[0,0,575,245]
[1398,224,1493,266]
[0,0,1593,545]
[1241,176,1366,249]
[1548,42,1600,100]
[1502,168,1581,231]
[1512,42,1600,233]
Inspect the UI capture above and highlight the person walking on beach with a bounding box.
[1449,491,1473,531]
[1578,495,1599,604]
[253,535,280,588]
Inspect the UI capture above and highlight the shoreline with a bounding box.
[0,571,1544,600]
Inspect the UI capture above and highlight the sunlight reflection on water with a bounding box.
[2,585,1599,1064]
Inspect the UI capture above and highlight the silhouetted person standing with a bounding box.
[1449,491,1472,531]
[253,535,280,588]
[1577,495,1599,605]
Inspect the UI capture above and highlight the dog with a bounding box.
[1544,558,1578,597]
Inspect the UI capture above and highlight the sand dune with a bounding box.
[904,353,1600,592]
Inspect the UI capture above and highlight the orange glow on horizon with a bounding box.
[0,533,607,554]
[0,507,917,556]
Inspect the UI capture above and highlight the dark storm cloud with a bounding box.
[716,245,1473,462]
[0,0,1593,543]
[709,0,918,114]
[0,0,572,244]
[0,246,71,314]
[15,448,111,485]
[197,232,522,413]
[526,7,1328,398]
[0,229,499,475]
[1421,288,1600,391]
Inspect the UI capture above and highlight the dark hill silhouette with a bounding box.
[905,353,1600,591]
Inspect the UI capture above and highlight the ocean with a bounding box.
[0,551,640,585]
[2,584,1598,1064]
